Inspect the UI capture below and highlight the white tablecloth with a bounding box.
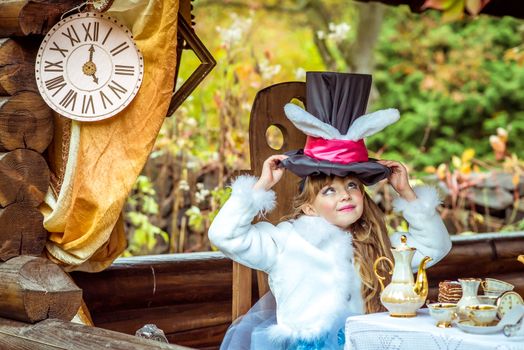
[345,309,524,350]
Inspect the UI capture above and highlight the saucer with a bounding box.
[455,320,502,334]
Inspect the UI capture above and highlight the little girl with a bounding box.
[208,72,452,350]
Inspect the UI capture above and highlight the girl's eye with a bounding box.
[347,182,357,189]
[322,186,335,195]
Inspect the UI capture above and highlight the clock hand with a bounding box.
[82,45,98,80]
[88,44,95,62]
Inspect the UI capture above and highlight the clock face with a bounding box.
[36,12,144,122]
[497,291,524,319]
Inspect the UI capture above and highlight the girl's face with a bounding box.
[303,176,364,230]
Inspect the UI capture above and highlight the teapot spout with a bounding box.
[413,256,432,298]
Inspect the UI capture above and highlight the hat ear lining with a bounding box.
[284,103,341,139]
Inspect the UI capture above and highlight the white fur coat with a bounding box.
[208,176,452,341]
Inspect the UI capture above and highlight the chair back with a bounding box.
[232,81,307,320]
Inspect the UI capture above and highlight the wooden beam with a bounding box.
[0,37,39,95]
[72,253,232,313]
[0,203,47,261]
[0,0,83,37]
[92,302,230,336]
[0,92,53,153]
[0,149,49,207]
[0,256,82,323]
[0,317,193,350]
[354,0,524,19]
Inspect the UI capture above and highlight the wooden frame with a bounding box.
[167,14,216,117]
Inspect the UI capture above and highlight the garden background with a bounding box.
[123,0,524,256]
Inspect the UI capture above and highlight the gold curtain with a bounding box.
[41,0,180,272]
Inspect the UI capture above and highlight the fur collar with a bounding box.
[291,215,354,260]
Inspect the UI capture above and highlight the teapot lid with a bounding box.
[393,235,416,251]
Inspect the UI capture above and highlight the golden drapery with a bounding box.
[41,0,179,272]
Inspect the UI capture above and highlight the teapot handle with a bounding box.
[373,256,394,292]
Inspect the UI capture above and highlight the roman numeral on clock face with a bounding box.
[110,42,130,56]
[50,41,68,58]
[82,22,99,42]
[101,27,113,45]
[115,65,135,76]
[108,80,128,99]
[44,60,63,72]
[45,75,66,97]
[99,90,113,109]
[60,89,78,111]
[82,95,95,114]
[61,25,81,47]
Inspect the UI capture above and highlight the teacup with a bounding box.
[477,295,498,305]
[427,302,458,328]
[482,278,514,292]
[466,304,498,326]
[483,289,505,298]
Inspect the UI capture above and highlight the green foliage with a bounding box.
[209,187,232,223]
[124,175,168,256]
[369,10,524,170]
[124,3,524,256]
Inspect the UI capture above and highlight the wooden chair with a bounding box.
[232,81,307,320]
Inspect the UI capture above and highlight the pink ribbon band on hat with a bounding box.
[304,136,369,164]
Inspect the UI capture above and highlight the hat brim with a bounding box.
[280,150,391,186]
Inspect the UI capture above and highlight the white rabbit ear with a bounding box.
[284,103,341,139]
[343,108,400,140]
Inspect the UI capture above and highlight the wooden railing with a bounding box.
[71,232,524,350]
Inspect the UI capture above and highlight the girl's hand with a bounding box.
[253,155,288,191]
[377,160,416,202]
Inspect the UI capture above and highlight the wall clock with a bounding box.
[35,12,144,122]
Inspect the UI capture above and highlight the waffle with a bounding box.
[438,280,462,303]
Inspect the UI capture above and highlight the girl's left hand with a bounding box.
[377,160,416,201]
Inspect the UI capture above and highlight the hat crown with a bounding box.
[306,72,372,135]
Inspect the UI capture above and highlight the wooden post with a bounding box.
[232,262,252,321]
[0,256,82,323]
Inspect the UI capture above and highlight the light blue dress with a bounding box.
[221,292,350,350]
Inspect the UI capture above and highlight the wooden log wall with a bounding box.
[71,233,524,350]
[0,0,89,335]
[0,7,56,262]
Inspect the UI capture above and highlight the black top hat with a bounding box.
[280,72,400,186]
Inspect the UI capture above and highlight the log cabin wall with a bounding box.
[0,37,51,261]
[0,0,92,330]
[72,232,524,350]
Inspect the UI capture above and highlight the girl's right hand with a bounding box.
[253,155,288,191]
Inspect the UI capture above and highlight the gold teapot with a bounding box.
[373,235,432,317]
